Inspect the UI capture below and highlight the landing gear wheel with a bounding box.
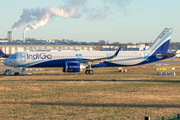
[15,72,19,76]
[85,70,89,74]
[85,70,94,75]
[89,70,94,75]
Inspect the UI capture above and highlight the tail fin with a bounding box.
[0,49,10,58]
[0,49,5,56]
[147,28,173,54]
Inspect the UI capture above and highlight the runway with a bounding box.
[147,61,180,65]
[0,66,14,70]
[0,61,179,70]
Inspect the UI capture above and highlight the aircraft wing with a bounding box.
[80,48,121,65]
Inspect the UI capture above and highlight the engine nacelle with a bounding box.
[63,62,86,72]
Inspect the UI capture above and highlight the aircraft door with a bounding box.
[75,54,82,60]
[20,53,26,62]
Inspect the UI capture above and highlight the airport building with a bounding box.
[98,44,151,51]
[0,41,93,54]
[126,44,150,51]
[0,31,94,54]
[175,50,180,58]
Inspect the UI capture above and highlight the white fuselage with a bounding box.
[4,50,146,67]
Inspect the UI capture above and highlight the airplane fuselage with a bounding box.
[3,50,165,68]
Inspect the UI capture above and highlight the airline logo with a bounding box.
[27,53,52,59]
[158,29,169,39]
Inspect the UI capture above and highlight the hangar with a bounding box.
[0,41,93,54]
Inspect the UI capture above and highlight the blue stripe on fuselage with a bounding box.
[28,58,88,67]
[26,53,174,68]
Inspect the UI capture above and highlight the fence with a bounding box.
[154,113,180,120]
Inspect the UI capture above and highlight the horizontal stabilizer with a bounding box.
[156,53,176,58]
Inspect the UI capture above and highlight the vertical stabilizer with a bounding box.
[147,28,173,54]
[0,49,11,58]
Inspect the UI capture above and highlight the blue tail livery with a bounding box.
[0,49,11,58]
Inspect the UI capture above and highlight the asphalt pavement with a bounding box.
[0,66,14,70]
[146,61,180,65]
[0,61,179,71]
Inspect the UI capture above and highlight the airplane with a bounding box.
[2,28,175,75]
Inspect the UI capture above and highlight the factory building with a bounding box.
[0,41,93,54]
[0,31,93,54]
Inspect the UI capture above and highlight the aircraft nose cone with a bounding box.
[3,59,7,65]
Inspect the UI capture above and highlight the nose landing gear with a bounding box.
[22,67,25,72]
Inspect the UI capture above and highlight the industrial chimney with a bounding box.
[23,32,25,43]
[7,31,13,42]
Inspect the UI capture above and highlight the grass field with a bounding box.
[0,60,180,119]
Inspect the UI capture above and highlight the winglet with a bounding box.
[113,47,121,57]
[80,47,121,64]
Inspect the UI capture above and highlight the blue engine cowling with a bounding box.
[63,62,81,72]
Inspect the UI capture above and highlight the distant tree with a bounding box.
[169,42,180,49]
[88,42,99,45]
[99,40,106,45]
[110,41,121,46]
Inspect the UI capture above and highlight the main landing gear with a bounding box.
[85,64,94,75]
[85,70,94,75]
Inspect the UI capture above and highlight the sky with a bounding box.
[0,0,180,43]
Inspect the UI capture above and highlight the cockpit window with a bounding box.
[9,55,17,59]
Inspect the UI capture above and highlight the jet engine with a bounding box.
[62,62,86,72]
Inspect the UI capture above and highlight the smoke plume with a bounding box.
[12,7,77,32]
[11,0,132,32]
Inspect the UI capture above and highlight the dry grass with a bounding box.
[1,75,180,120]
[0,61,5,66]
[0,62,180,119]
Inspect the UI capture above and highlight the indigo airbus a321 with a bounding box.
[2,28,175,75]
